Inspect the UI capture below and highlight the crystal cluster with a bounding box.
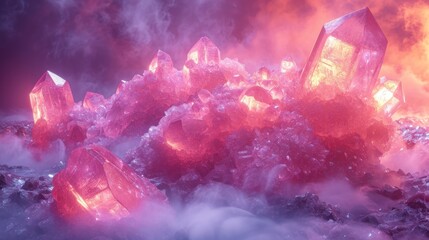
[26,8,406,222]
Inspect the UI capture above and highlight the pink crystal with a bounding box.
[29,71,74,126]
[301,8,387,98]
[83,92,107,112]
[183,37,226,92]
[372,77,405,116]
[240,86,273,112]
[187,37,220,66]
[53,145,167,221]
[148,50,174,78]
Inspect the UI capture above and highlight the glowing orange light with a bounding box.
[188,50,199,65]
[372,78,404,116]
[148,58,158,73]
[240,86,273,112]
[307,36,355,90]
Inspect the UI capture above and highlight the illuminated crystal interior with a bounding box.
[301,7,387,97]
[17,8,414,237]
[52,145,167,221]
[29,71,74,126]
[372,78,405,116]
[187,36,221,65]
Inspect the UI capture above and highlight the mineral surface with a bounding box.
[52,145,167,221]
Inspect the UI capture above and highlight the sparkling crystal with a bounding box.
[372,78,404,116]
[301,8,387,97]
[52,145,167,221]
[148,50,174,78]
[83,92,107,112]
[29,71,74,126]
[240,86,273,112]
[187,37,220,66]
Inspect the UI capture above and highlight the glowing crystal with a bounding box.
[29,71,74,126]
[187,37,220,66]
[372,78,404,116]
[240,86,273,112]
[53,145,167,221]
[148,50,174,78]
[280,57,297,74]
[301,8,387,97]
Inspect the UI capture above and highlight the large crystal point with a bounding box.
[372,77,405,116]
[301,8,387,97]
[187,36,220,66]
[29,71,74,126]
[53,145,167,221]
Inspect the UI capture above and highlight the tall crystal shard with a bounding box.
[372,78,405,116]
[29,71,74,126]
[187,37,220,66]
[301,8,387,97]
[53,145,167,221]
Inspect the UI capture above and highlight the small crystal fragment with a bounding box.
[187,37,220,66]
[83,92,107,112]
[280,57,297,74]
[372,78,404,116]
[52,145,167,221]
[29,71,74,126]
[301,8,387,97]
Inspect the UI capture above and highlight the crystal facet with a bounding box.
[148,50,174,78]
[29,71,74,126]
[301,8,387,97]
[52,145,167,221]
[187,37,220,66]
[372,78,405,116]
[240,86,273,112]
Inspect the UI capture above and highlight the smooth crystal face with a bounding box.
[187,37,220,65]
[240,86,273,112]
[301,8,387,97]
[372,78,404,116]
[52,145,167,221]
[29,71,74,126]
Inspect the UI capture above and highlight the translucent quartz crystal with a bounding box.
[83,92,107,112]
[148,50,174,78]
[372,78,404,116]
[53,145,167,221]
[301,8,387,97]
[240,86,273,112]
[187,37,220,66]
[29,71,74,126]
[184,37,226,92]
